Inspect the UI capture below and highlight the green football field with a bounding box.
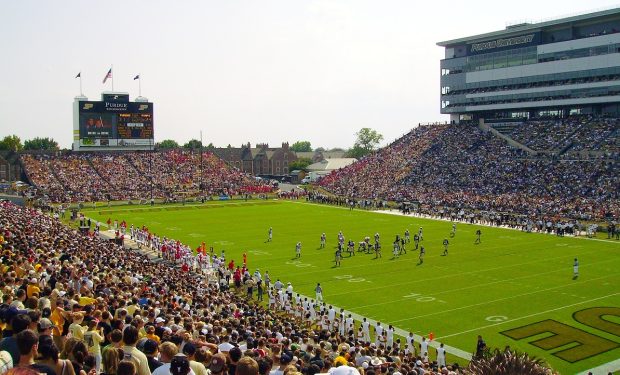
[81,199,620,374]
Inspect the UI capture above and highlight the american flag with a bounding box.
[102,68,112,84]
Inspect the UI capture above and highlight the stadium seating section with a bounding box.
[320,117,619,220]
[21,150,271,202]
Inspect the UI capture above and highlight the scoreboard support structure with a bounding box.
[72,92,154,151]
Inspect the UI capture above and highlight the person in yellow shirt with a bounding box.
[84,320,105,372]
[51,300,69,351]
[78,295,97,307]
[27,278,41,298]
[145,326,160,344]
[69,312,86,340]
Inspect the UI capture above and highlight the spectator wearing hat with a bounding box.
[36,318,55,338]
[142,339,163,372]
[208,353,227,375]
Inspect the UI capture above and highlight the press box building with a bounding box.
[437,8,620,123]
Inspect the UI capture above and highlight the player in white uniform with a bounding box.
[295,242,302,258]
[450,223,456,237]
[420,337,429,358]
[362,318,371,342]
[406,332,415,355]
[268,227,273,242]
[418,227,423,241]
[436,343,446,367]
[386,325,395,348]
[375,322,384,346]
[320,233,326,249]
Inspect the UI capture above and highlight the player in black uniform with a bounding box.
[413,233,420,250]
[442,238,449,255]
[475,229,482,244]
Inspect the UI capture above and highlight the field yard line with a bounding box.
[294,293,473,361]
[288,201,620,245]
[437,292,620,340]
[324,250,597,298]
[388,273,615,323]
[575,357,620,375]
[349,258,617,312]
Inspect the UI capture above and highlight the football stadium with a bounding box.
[1,4,620,375]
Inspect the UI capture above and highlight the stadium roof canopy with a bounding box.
[437,7,620,46]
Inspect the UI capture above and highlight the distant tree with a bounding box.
[314,147,326,152]
[289,157,313,171]
[183,139,203,149]
[205,143,215,150]
[0,135,23,151]
[328,147,345,152]
[346,128,383,159]
[23,137,59,151]
[156,139,179,149]
[290,141,312,152]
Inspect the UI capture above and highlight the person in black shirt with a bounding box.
[475,229,482,244]
[475,335,486,358]
[143,339,163,372]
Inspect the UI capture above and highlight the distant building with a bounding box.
[214,142,297,176]
[438,8,620,122]
[213,143,348,177]
[306,158,357,181]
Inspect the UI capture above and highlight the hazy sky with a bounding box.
[1,1,618,149]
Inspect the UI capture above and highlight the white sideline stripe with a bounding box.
[438,292,620,340]
[295,293,473,361]
[576,358,620,375]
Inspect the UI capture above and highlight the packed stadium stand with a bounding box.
[319,117,619,221]
[20,150,272,203]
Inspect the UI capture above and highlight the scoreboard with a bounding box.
[73,93,154,150]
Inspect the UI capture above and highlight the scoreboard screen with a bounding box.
[117,113,154,139]
[78,100,154,142]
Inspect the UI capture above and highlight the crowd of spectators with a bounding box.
[320,120,619,221]
[568,117,620,153]
[0,200,467,375]
[318,126,447,199]
[505,117,588,151]
[20,150,272,203]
